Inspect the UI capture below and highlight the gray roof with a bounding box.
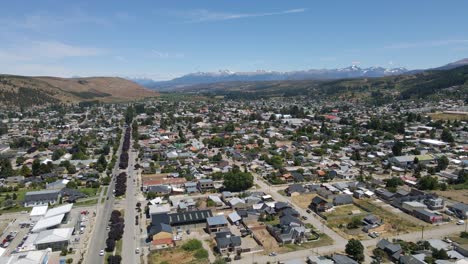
[24,190,60,203]
[207,215,228,226]
[332,254,359,264]
[215,231,241,248]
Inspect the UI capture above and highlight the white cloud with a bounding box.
[170,8,306,23]
[384,39,468,49]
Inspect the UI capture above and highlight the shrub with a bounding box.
[194,248,208,259]
[182,239,202,251]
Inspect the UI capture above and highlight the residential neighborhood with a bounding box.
[0,97,467,264]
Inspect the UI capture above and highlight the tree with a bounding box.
[440,128,454,143]
[345,239,365,262]
[392,141,404,156]
[106,238,116,252]
[52,148,66,161]
[222,171,254,192]
[0,158,14,178]
[347,217,362,229]
[0,123,7,135]
[418,176,439,190]
[32,159,41,176]
[182,239,202,251]
[20,165,32,177]
[437,156,449,171]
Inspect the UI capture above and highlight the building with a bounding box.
[402,201,427,213]
[214,231,242,254]
[24,190,61,207]
[332,254,359,264]
[148,223,174,249]
[448,203,468,219]
[34,227,73,251]
[206,215,229,233]
[0,249,51,264]
[310,196,332,212]
[31,214,65,233]
[413,209,443,224]
[333,194,353,206]
[150,209,213,227]
[197,179,214,191]
[425,197,444,210]
[30,206,48,222]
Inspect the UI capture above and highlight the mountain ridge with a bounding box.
[0,75,158,108]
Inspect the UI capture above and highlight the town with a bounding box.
[0,96,467,264]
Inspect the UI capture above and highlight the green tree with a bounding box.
[392,141,404,156]
[223,171,254,192]
[418,176,439,190]
[345,238,365,262]
[437,156,449,171]
[440,128,454,143]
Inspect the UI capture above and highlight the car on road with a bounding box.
[135,248,140,254]
[368,232,380,238]
[306,209,312,213]
[268,252,277,257]
[456,220,465,225]
[301,216,308,220]
[99,249,104,256]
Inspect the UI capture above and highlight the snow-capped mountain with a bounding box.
[131,65,409,90]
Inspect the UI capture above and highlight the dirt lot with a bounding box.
[148,247,206,264]
[291,193,317,209]
[435,190,468,204]
[251,227,280,254]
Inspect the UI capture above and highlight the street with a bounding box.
[83,132,122,264]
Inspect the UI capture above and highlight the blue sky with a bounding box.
[1,0,467,80]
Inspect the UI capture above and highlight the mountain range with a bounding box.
[132,58,468,90]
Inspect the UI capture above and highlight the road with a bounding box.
[83,131,123,264]
[121,136,140,264]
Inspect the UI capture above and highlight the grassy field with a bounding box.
[354,199,427,234]
[324,204,364,219]
[291,193,317,209]
[435,189,468,204]
[429,112,468,121]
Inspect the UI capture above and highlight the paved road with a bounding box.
[121,138,140,264]
[83,131,123,264]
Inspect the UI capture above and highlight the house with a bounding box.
[402,201,427,213]
[310,196,333,212]
[206,215,229,233]
[425,197,444,210]
[377,239,403,261]
[147,185,172,196]
[34,227,73,251]
[228,198,247,209]
[214,231,242,254]
[267,224,306,244]
[148,223,173,249]
[306,256,334,264]
[286,184,306,196]
[24,190,61,207]
[362,215,381,226]
[333,194,353,206]
[198,179,214,191]
[227,211,241,225]
[332,254,359,264]
[448,203,468,219]
[413,209,443,224]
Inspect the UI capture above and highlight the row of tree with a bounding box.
[114,172,127,197]
[105,210,124,264]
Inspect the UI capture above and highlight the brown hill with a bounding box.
[0,75,158,108]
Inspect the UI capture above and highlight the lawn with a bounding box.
[115,239,123,256]
[79,187,99,197]
[74,198,99,207]
[280,233,333,253]
[324,204,364,219]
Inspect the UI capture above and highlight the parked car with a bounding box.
[99,249,104,256]
[135,248,140,254]
[443,237,453,243]
[306,209,312,213]
[269,252,277,257]
[301,216,308,220]
[456,220,465,225]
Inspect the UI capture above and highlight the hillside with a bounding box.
[0,75,158,108]
[180,65,468,104]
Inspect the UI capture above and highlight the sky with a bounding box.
[1,0,468,80]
